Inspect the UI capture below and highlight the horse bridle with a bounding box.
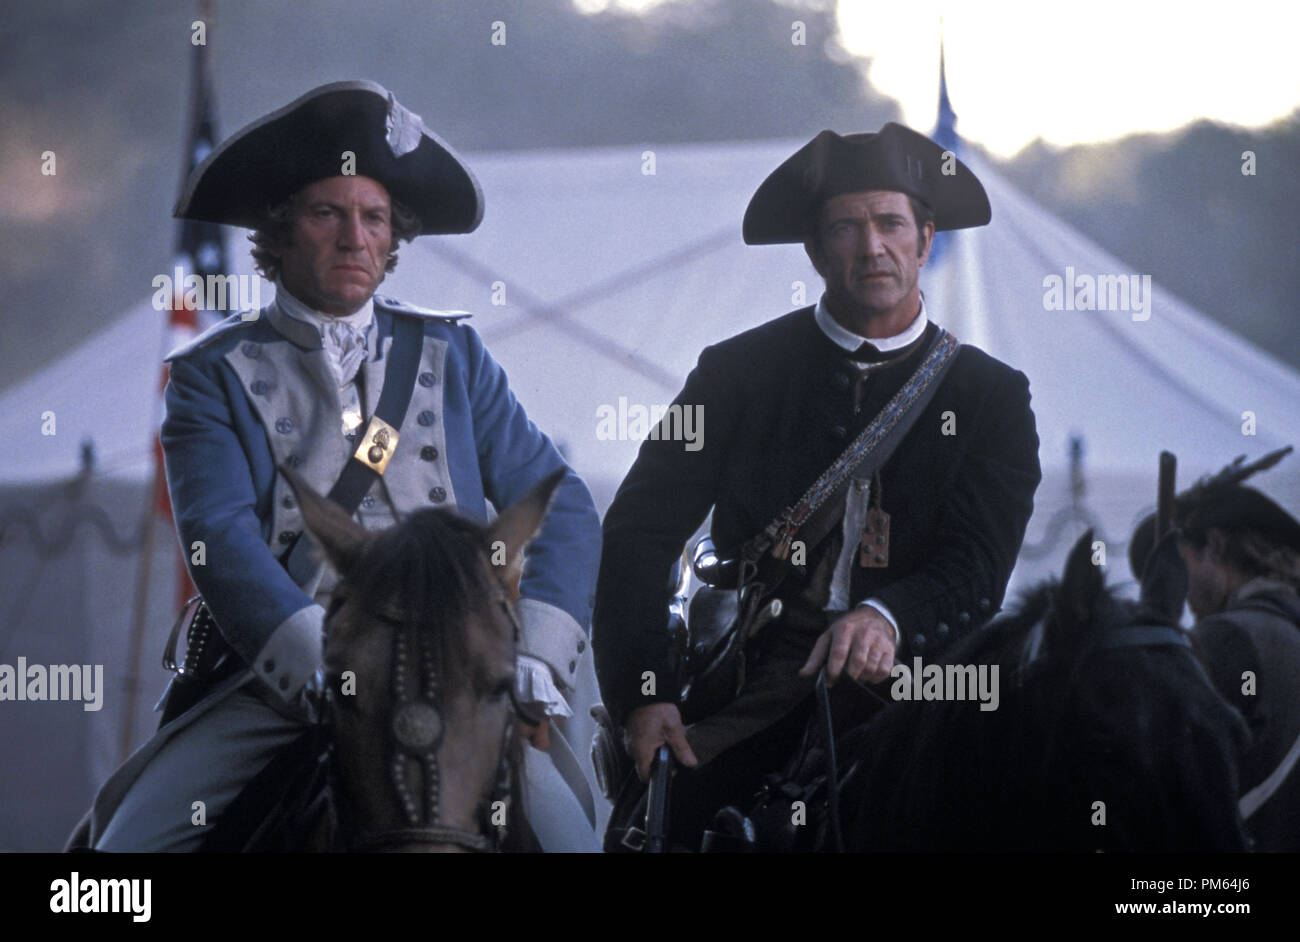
[327,587,530,854]
[811,613,1192,853]
[1017,611,1191,681]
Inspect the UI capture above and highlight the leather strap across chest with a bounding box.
[741,327,961,584]
[283,313,424,582]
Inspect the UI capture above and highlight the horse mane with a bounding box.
[935,581,1054,668]
[838,565,1249,850]
[345,507,501,698]
[946,576,1174,672]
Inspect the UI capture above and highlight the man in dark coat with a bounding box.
[593,124,1042,848]
[1133,472,1300,851]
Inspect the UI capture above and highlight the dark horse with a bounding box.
[238,467,566,852]
[800,531,1251,851]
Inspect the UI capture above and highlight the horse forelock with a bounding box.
[345,508,509,698]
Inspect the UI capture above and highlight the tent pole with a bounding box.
[119,456,163,763]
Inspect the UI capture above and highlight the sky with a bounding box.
[578,0,1300,157]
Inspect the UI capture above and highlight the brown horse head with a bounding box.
[283,467,565,852]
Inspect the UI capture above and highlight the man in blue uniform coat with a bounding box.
[74,81,602,851]
[594,125,1042,848]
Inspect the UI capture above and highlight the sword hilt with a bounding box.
[644,745,673,853]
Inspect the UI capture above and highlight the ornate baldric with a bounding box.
[742,327,961,582]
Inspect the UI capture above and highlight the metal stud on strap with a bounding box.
[354,415,401,474]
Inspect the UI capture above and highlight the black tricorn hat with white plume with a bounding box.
[174,80,483,236]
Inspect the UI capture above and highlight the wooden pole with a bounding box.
[1155,450,1177,542]
[119,459,163,761]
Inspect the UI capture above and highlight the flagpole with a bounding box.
[119,0,217,762]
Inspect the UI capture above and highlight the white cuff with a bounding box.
[859,598,901,647]
[515,654,573,719]
[516,597,588,693]
[253,603,324,702]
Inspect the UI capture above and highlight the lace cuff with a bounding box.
[515,654,573,719]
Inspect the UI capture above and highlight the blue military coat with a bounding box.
[162,292,601,703]
[76,290,604,852]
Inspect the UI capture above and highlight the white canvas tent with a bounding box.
[923,151,1300,585]
[2,138,1298,849]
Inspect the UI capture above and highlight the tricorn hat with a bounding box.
[174,80,483,235]
[742,123,990,245]
[1128,448,1300,580]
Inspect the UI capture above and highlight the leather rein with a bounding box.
[815,615,1192,853]
[328,590,530,854]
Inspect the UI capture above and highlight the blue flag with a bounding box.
[929,35,958,267]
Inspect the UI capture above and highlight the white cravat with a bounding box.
[273,281,569,717]
[275,279,375,388]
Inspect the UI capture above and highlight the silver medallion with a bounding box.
[392,701,443,753]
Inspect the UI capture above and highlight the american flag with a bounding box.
[122,2,230,757]
[156,7,228,589]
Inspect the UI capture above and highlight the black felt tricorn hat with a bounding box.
[174,80,483,235]
[742,123,991,245]
[1129,485,1300,581]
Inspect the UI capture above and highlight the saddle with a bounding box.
[599,331,962,852]
[200,722,335,851]
[710,668,891,853]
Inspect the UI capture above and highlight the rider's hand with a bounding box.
[799,607,897,685]
[518,715,551,751]
[624,703,698,781]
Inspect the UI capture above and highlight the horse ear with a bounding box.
[487,469,566,584]
[1059,528,1104,631]
[1139,530,1189,622]
[280,465,368,574]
